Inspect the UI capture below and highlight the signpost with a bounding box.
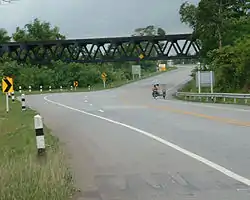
[132,65,141,80]
[101,72,107,88]
[73,81,78,90]
[196,71,215,93]
[2,76,14,113]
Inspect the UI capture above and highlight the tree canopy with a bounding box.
[180,0,250,56]
[132,25,166,36]
[0,28,11,43]
[179,0,250,92]
[12,18,66,42]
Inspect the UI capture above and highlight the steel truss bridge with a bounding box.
[0,33,201,63]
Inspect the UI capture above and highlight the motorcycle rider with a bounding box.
[152,84,159,95]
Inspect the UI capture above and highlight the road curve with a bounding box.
[26,65,250,200]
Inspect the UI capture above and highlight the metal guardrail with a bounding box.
[175,92,250,104]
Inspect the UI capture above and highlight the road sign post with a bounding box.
[6,93,9,113]
[74,81,78,91]
[101,72,107,88]
[196,71,215,93]
[103,79,106,88]
[2,76,14,113]
[197,71,201,93]
[132,65,141,80]
[210,71,214,93]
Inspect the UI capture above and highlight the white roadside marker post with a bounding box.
[11,91,15,102]
[34,114,46,155]
[21,94,26,111]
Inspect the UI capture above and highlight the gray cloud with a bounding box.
[0,0,199,39]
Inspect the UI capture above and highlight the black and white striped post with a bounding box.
[29,86,32,93]
[34,114,46,155]
[70,86,73,91]
[49,86,52,92]
[11,91,15,102]
[60,86,63,92]
[19,86,22,93]
[21,94,26,111]
[40,86,43,92]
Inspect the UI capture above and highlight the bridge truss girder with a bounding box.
[0,33,201,64]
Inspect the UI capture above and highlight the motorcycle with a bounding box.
[152,88,166,99]
[152,89,159,99]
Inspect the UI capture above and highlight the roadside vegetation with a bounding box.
[179,0,250,95]
[0,94,76,200]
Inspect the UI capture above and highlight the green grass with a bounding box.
[0,94,76,200]
[176,79,250,106]
[15,67,177,96]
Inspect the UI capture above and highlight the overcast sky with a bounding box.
[0,0,199,39]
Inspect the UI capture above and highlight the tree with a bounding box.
[132,25,166,36]
[12,18,66,42]
[0,28,11,43]
[157,28,166,36]
[131,25,166,58]
[179,0,250,57]
[208,35,250,92]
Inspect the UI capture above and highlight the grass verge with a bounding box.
[0,94,75,200]
[15,67,177,95]
[175,78,250,106]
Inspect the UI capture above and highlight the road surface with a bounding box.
[26,65,250,200]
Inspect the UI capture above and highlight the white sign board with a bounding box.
[167,60,173,67]
[132,65,141,75]
[196,71,215,87]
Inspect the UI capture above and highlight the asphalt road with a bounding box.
[26,65,250,200]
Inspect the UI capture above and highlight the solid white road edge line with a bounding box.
[44,95,250,186]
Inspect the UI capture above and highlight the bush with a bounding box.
[0,60,157,90]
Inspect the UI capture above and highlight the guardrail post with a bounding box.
[223,97,225,102]
[245,99,248,104]
[234,98,236,104]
